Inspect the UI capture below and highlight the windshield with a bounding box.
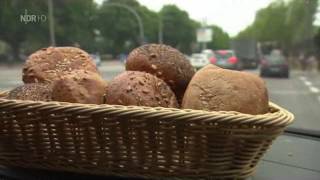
[0,0,319,133]
[265,54,286,64]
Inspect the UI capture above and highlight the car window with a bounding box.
[215,52,233,59]
[266,54,286,63]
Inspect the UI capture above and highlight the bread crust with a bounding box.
[52,70,107,104]
[126,44,195,103]
[182,64,269,114]
[23,47,98,83]
[7,83,53,101]
[105,71,178,108]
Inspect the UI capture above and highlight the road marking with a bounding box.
[309,87,320,93]
[304,81,312,86]
[299,76,320,94]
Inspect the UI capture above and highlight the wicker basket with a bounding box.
[0,91,293,179]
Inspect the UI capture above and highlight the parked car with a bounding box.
[260,52,289,78]
[90,54,101,66]
[189,53,210,70]
[212,50,242,70]
[201,49,215,59]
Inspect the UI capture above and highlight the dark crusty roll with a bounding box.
[23,46,99,83]
[105,71,178,108]
[7,83,53,101]
[182,64,269,115]
[125,44,195,103]
[52,70,107,104]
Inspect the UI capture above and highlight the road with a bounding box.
[263,71,320,130]
[0,61,319,131]
[0,61,125,91]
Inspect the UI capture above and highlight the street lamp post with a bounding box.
[48,0,55,46]
[105,3,145,45]
[158,14,163,44]
[46,2,145,46]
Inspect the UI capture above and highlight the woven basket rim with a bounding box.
[0,90,294,128]
[0,90,294,179]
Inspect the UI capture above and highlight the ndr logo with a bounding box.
[20,9,47,24]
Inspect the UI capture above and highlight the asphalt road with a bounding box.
[0,61,125,90]
[0,62,319,131]
[263,71,320,130]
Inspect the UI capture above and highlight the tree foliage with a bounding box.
[0,0,48,60]
[97,0,160,55]
[207,25,230,50]
[160,5,198,53]
[236,0,318,53]
[53,0,97,52]
[0,0,231,61]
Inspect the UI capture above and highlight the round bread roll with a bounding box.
[182,64,269,115]
[105,71,178,108]
[23,46,99,83]
[125,44,195,103]
[7,83,52,101]
[52,70,107,104]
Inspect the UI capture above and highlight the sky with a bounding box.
[136,0,275,37]
[95,0,275,37]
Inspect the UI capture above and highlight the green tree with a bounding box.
[0,0,230,60]
[236,0,318,53]
[236,1,288,47]
[0,0,98,61]
[160,5,197,53]
[0,0,48,61]
[53,0,97,52]
[97,0,159,55]
[285,0,318,46]
[207,25,230,50]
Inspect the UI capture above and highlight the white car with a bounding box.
[202,49,215,59]
[189,53,210,70]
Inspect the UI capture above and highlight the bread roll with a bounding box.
[105,71,178,108]
[52,70,107,104]
[125,44,195,103]
[182,64,268,114]
[7,83,52,101]
[23,46,98,83]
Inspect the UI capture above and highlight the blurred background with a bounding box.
[0,0,320,132]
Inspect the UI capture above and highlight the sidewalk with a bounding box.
[99,60,125,72]
[0,63,23,70]
[0,60,125,70]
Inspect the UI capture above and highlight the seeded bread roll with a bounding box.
[52,70,107,104]
[23,46,99,83]
[125,44,195,103]
[105,71,178,108]
[7,83,53,101]
[182,64,269,115]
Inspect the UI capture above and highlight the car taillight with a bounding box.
[228,56,238,64]
[210,57,217,64]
